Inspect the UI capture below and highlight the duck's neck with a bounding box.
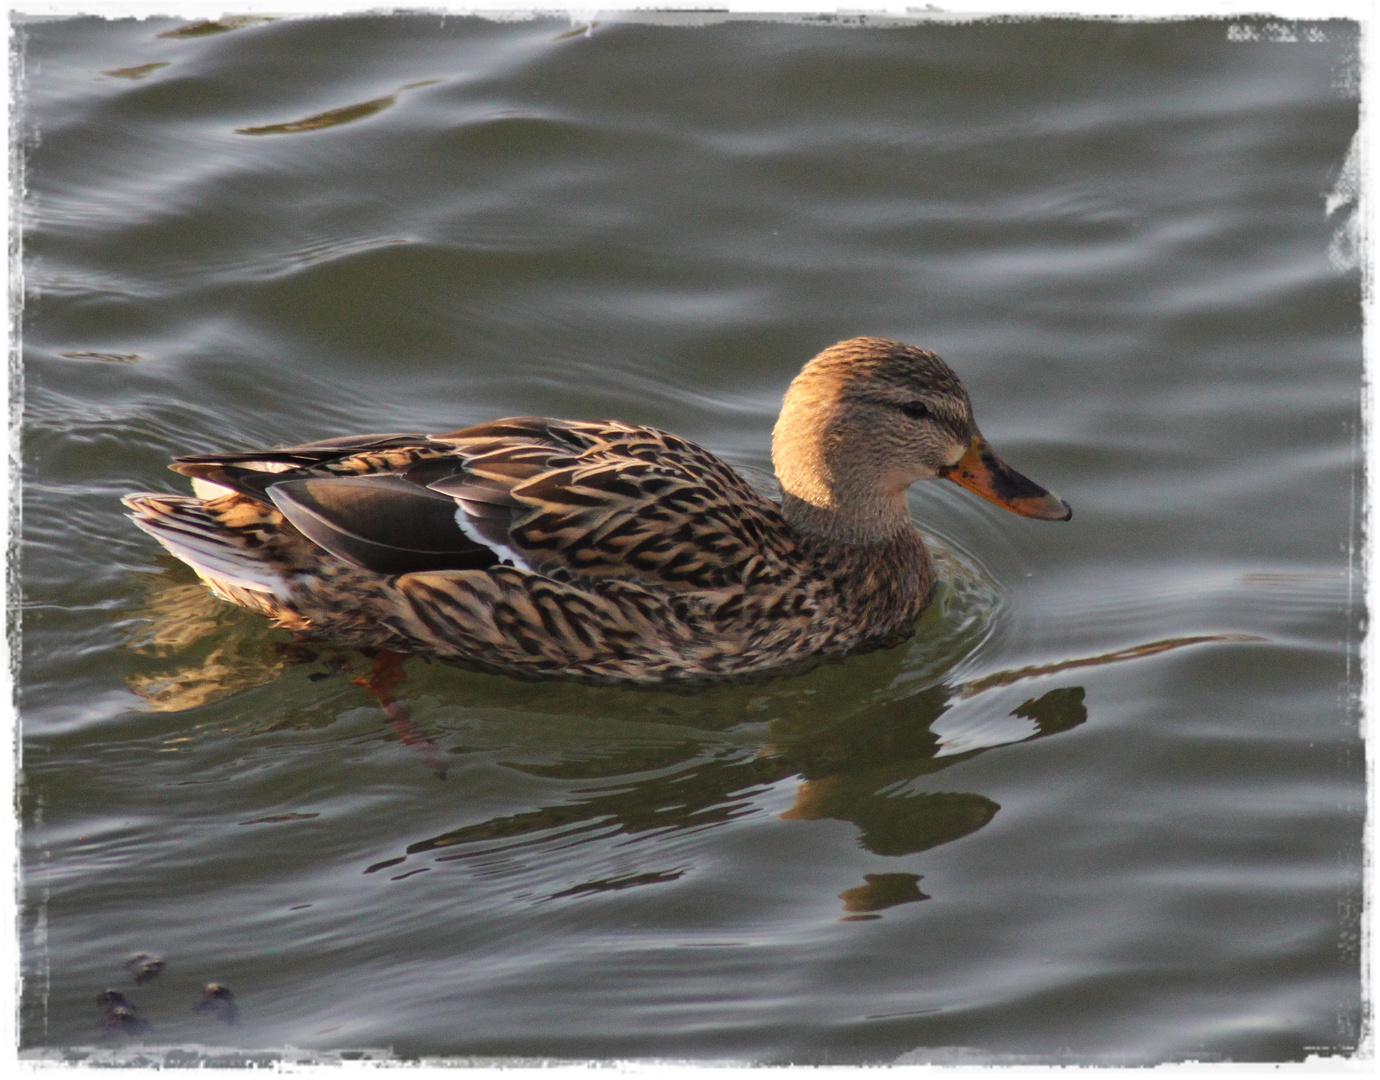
[778,489,915,546]
[773,409,932,636]
[772,395,916,546]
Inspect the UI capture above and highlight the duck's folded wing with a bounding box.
[428,420,798,592]
[173,434,505,576]
[264,476,500,575]
[168,418,795,591]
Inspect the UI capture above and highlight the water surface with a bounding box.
[17,13,1363,1063]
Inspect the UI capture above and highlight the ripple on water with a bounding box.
[19,14,1362,1061]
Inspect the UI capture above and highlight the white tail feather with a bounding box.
[124,495,291,600]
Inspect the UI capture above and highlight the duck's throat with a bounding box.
[779,487,916,546]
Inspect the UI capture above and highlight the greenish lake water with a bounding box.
[17,12,1363,1064]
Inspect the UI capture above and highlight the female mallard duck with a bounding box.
[125,337,1069,685]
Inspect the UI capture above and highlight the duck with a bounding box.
[125,337,1070,686]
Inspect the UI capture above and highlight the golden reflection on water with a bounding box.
[125,571,288,712]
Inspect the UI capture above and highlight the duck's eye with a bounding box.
[898,401,932,421]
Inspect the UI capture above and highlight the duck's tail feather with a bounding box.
[123,493,294,617]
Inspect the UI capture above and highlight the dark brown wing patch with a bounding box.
[266,476,498,575]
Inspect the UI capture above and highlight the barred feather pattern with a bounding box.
[133,415,935,684]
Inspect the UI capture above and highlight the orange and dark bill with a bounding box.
[940,436,1072,521]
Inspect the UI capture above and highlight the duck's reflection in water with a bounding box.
[125,573,289,712]
[839,874,929,920]
[365,678,1087,915]
[125,560,1253,915]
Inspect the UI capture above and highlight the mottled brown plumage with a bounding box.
[125,337,1069,684]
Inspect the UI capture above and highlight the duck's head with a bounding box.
[772,337,1071,541]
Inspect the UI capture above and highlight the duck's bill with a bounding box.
[940,436,1072,521]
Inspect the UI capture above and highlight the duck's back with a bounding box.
[166,418,795,588]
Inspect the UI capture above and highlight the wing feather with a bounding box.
[163,417,796,594]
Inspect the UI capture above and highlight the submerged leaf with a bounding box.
[61,350,140,363]
[158,16,274,39]
[102,63,169,79]
[236,95,396,135]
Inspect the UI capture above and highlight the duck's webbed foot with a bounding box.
[352,650,447,779]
